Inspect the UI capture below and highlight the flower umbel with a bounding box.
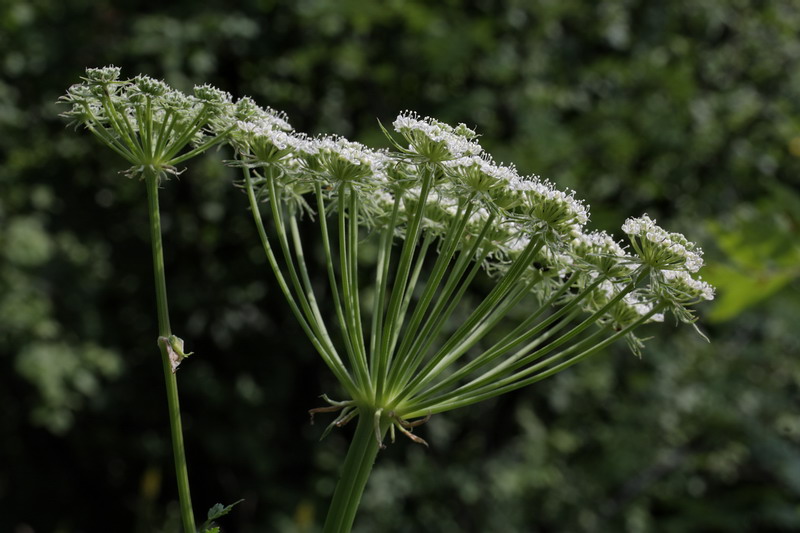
[60,66,233,180]
[231,106,714,427]
[227,104,715,533]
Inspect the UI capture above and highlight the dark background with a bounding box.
[1,0,799,531]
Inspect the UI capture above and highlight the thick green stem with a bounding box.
[323,408,388,533]
[145,168,196,533]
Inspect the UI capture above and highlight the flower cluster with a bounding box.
[392,111,483,162]
[223,94,714,425]
[60,66,232,179]
[63,69,715,436]
[622,214,704,272]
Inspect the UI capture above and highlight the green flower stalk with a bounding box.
[60,67,232,533]
[221,106,714,532]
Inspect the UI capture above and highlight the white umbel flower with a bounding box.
[442,155,520,197]
[511,177,590,234]
[660,270,715,301]
[622,215,704,273]
[393,111,483,162]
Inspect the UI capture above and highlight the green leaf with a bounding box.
[208,498,244,520]
[198,499,244,532]
[703,263,795,322]
[704,189,800,322]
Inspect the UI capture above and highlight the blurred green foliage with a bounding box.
[1,0,798,531]
[704,182,800,322]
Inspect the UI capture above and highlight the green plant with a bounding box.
[222,106,714,531]
[60,67,233,532]
[62,68,714,532]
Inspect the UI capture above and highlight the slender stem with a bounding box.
[153,108,175,157]
[162,106,211,162]
[144,168,196,533]
[379,167,435,376]
[80,103,134,161]
[100,88,143,161]
[348,187,369,378]
[396,238,544,398]
[382,232,435,390]
[388,216,497,394]
[339,186,371,392]
[262,168,355,391]
[405,303,667,417]
[370,190,402,390]
[84,123,133,162]
[314,185,361,390]
[392,197,475,365]
[424,277,638,406]
[323,408,389,533]
[169,129,232,166]
[410,274,592,402]
[244,166,356,396]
